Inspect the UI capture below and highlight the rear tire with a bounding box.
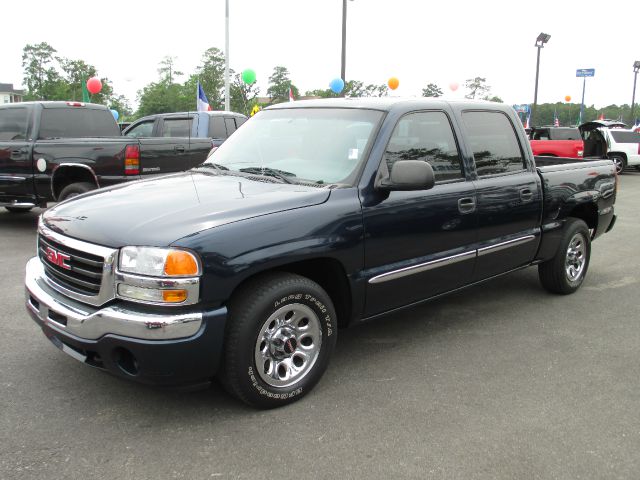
[220,272,337,408]
[610,154,626,174]
[58,182,95,202]
[4,206,33,213]
[538,218,591,294]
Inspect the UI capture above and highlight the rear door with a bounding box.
[132,115,197,175]
[460,110,542,281]
[361,110,477,316]
[0,105,36,204]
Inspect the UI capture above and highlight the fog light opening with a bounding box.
[113,347,139,376]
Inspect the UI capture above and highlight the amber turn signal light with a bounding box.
[164,251,199,276]
[162,289,188,303]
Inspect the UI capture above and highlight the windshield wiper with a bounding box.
[239,167,296,184]
[198,163,230,171]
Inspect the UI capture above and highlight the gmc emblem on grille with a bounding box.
[45,247,71,270]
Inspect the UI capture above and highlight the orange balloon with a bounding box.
[388,77,399,90]
[565,95,571,102]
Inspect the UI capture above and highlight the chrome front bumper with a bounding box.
[25,256,203,341]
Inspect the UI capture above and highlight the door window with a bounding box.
[162,118,193,137]
[124,121,154,138]
[462,111,526,176]
[209,118,227,138]
[224,117,237,136]
[384,111,464,182]
[0,108,29,141]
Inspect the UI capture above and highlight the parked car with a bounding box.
[25,98,617,408]
[123,111,247,148]
[580,120,640,173]
[0,102,213,212]
[529,126,584,158]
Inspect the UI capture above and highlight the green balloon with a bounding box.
[241,69,256,84]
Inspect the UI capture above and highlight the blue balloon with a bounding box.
[110,109,119,121]
[329,78,345,94]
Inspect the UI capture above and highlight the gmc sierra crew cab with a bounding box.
[0,101,211,212]
[25,98,617,408]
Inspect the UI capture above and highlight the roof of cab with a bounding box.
[265,97,512,114]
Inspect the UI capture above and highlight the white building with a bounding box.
[0,83,24,103]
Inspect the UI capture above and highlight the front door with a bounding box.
[361,111,477,317]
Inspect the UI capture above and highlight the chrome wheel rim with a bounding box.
[613,157,623,173]
[565,233,587,282]
[254,303,322,388]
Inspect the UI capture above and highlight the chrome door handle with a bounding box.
[458,197,476,214]
[520,188,534,202]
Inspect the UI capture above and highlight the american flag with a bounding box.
[553,109,559,127]
[289,86,295,102]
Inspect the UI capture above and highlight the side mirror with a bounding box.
[377,160,435,191]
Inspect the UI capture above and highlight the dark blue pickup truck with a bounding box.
[25,98,617,408]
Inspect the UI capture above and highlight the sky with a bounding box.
[2,0,638,111]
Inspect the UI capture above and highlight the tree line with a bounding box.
[20,43,636,125]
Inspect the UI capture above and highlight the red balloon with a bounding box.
[87,77,102,95]
[449,82,459,92]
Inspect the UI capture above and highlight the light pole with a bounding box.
[531,32,550,127]
[631,61,640,126]
[224,0,230,111]
[340,0,353,97]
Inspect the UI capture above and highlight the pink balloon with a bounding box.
[449,82,459,92]
[87,77,102,95]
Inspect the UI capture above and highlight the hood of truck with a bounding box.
[42,171,331,247]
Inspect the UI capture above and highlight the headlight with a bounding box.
[119,247,200,277]
[116,247,201,306]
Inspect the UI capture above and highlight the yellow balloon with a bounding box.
[388,77,399,90]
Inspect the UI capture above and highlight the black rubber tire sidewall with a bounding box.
[538,218,591,294]
[58,182,95,202]
[221,273,337,409]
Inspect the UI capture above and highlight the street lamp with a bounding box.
[630,61,640,126]
[340,0,354,97]
[531,32,551,127]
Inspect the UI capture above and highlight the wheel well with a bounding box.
[608,152,627,161]
[233,258,353,328]
[52,167,97,199]
[568,203,598,231]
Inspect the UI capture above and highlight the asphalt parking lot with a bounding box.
[1,172,639,480]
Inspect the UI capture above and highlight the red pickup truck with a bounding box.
[529,127,584,158]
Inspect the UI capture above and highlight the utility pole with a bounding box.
[224,0,230,111]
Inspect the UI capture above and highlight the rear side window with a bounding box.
[162,118,193,137]
[462,111,526,176]
[209,118,227,138]
[224,117,237,135]
[384,111,464,182]
[0,108,29,141]
[39,108,120,139]
[610,131,640,143]
[236,117,247,128]
[550,128,580,140]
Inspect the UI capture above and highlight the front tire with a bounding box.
[220,272,337,408]
[538,218,591,294]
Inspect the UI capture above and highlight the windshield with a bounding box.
[204,108,383,185]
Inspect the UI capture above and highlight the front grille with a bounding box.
[38,234,104,296]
